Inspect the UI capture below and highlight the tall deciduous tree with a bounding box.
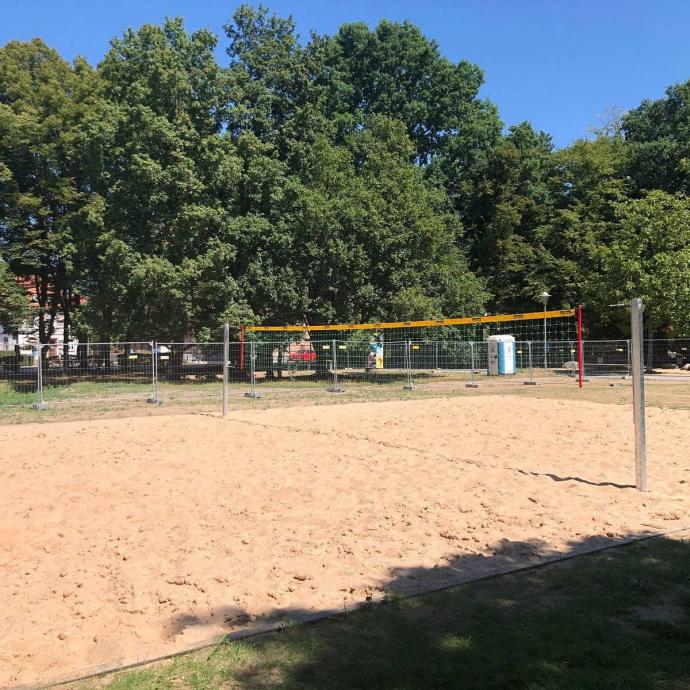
[222,6,489,323]
[7,8,690,347]
[320,18,500,164]
[543,136,630,335]
[623,80,690,195]
[0,39,95,348]
[79,18,248,340]
[605,191,690,345]
[284,115,488,323]
[453,122,557,311]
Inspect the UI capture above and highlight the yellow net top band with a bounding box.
[246,309,576,332]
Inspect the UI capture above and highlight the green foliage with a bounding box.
[543,136,631,335]
[75,18,246,340]
[0,39,96,342]
[623,80,690,195]
[0,260,29,332]
[283,116,488,324]
[319,18,500,163]
[606,191,690,336]
[1,10,690,341]
[459,122,556,311]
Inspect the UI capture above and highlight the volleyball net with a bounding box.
[241,307,583,386]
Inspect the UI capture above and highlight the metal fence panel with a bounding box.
[583,340,630,377]
[155,342,227,400]
[37,342,154,406]
[0,346,37,407]
[2,336,688,410]
[644,339,690,371]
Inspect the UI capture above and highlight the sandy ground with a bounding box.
[1,395,689,688]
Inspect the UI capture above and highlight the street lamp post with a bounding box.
[540,291,551,372]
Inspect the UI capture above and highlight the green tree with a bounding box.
[0,39,96,349]
[224,4,318,147]
[0,261,30,333]
[21,11,690,346]
[222,7,489,324]
[543,135,631,335]
[454,122,557,311]
[623,80,690,195]
[320,18,500,164]
[79,18,248,340]
[284,115,488,323]
[606,191,690,350]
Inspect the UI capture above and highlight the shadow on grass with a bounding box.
[143,532,690,690]
[255,371,438,387]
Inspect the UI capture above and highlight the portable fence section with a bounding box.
[644,339,690,371]
[244,337,588,389]
[0,348,37,407]
[583,340,631,378]
[154,342,227,401]
[38,342,155,406]
[2,316,689,412]
[0,336,681,410]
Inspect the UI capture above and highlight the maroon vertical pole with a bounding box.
[577,304,584,388]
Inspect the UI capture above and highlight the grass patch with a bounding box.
[1,378,689,426]
[72,536,690,690]
[0,380,37,406]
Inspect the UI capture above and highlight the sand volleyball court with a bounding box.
[1,395,688,687]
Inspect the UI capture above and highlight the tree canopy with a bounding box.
[1,5,689,341]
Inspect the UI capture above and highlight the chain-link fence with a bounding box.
[2,337,689,411]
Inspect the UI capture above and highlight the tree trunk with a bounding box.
[13,343,20,377]
[62,292,70,372]
[35,274,46,345]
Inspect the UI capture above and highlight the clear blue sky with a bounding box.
[2,0,689,147]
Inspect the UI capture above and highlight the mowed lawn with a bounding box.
[75,536,690,690]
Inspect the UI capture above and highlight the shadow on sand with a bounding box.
[162,531,690,690]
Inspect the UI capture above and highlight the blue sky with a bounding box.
[2,0,689,148]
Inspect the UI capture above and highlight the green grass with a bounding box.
[2,377,689,426]
[72,536,690,690]
[0,378,224,407]
[0,380,38,406]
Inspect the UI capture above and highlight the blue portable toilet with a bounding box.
[487,335,516,375]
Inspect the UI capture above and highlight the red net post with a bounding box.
[577,305,584,388]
